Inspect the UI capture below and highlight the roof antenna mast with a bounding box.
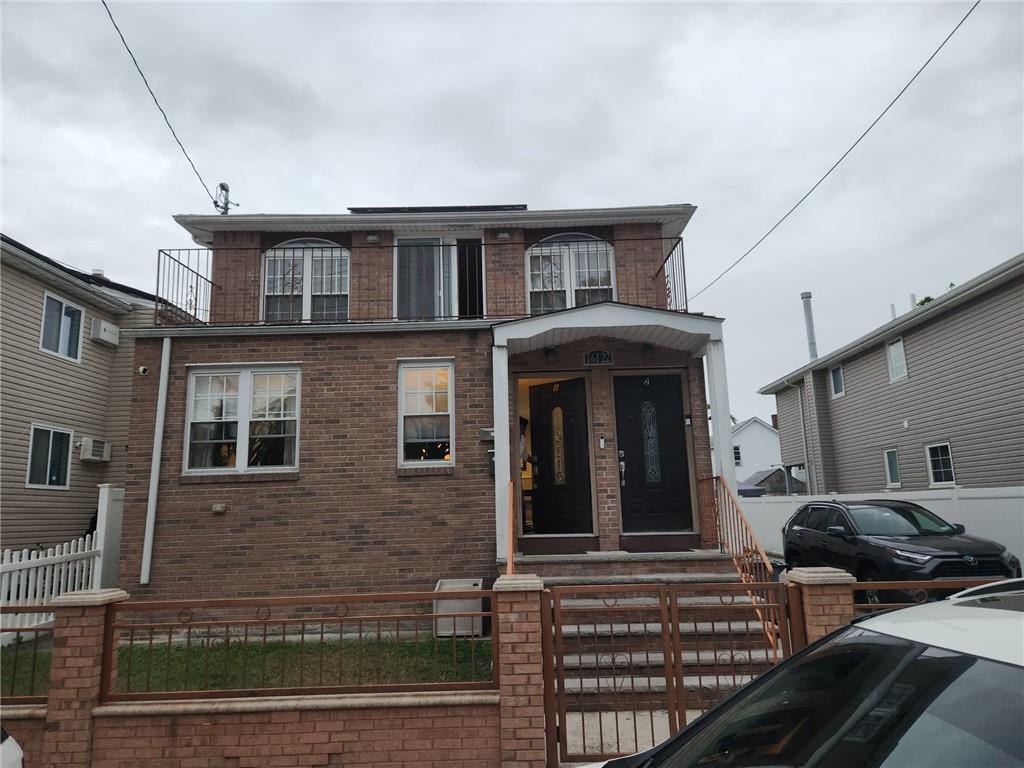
[214,183,238,215]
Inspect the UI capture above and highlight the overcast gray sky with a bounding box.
[3,1,1022,419]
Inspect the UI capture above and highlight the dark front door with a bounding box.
[529,378,593,534]
[614,374,692,532]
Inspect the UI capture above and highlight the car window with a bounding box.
[804,507,829,532]
[824,509,846,529]
[847,505,956,536]
[791,508,809,527]
[656,627,1024,768]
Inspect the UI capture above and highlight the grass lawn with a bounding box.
[2,635,493,698]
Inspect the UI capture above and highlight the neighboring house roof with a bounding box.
[173,203,697,247]
[759,251,1024,395]
[1,233,155,312]
[731,415,778,437]
[743,468,781,486]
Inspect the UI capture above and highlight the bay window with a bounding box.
[186,368,299,472]
[527,234,614,315]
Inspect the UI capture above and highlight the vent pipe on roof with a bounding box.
[800,291,818,361]
[890,303,897,320]
[91,269,105,278]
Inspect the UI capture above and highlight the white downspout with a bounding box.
[140,336,171,585]
[492,344,511,562]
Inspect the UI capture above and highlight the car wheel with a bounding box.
[858,568,884,606]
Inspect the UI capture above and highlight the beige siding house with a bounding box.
[1,235,153,547]
[761,252,1024,494]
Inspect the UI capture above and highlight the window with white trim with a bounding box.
[186,368,299,472]
[39,293,83,361]
[883,448,901,488]
[264,239,349,322]
[26,425,72,488]
[527,234,614,315]
[926,442,956,486]
[829,365,845,398]
[887,338,908,381]
[399,361,453,464]
[733,446,742,466]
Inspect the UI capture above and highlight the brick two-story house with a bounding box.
[121,204,738,598]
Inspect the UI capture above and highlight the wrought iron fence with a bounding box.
[0,606,52,704]
[100,590,497,701]
[850,577,1002,617]
[543,582,792,764]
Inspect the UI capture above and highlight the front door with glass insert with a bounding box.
[528,378,593,534]
[614,374,692,532]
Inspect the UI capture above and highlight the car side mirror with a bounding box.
[826,525,847,538]
[954,523,965,534]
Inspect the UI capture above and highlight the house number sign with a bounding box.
[584,350,614,366]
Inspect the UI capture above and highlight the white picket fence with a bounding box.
[0,534,101,632]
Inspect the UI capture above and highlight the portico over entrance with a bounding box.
[492,303,735,559]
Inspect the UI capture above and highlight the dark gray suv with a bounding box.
[782,499,1020,585]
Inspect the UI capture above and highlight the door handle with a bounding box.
[618,450,626,487]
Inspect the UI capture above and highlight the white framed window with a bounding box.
[39,292,84,362]
[925,442,956,487]
[185,367,300,473]
[398,360,454,465]
[526,233,615,315]
[887,338,908,382]
[263,239,349,323]
[733,446,742,466]
[829,365,845,398]
[394,237,485,320]
[26,424,73,489]
[883,448,901,488]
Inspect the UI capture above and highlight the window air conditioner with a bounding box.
[80,437,111,462]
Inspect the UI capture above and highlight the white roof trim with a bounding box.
[732,416,778,436]
[760,251,1024,394]
[173,204,696,246]
[493,302,722,355]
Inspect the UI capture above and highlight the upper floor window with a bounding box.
[829,365,845,398]
[39,293,83,361]
[887,338,908,382]
[186,367,300,473]
[395,238,483,320]
[527,234,614,315]
[733,446,742,466]
[264,239,349,323]
[26,424,72,489]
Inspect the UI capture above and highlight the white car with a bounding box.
[584,579,1024,768]
[0,729,23,768]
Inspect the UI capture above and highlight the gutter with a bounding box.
[1,249,133,314]
[140,337,171,585]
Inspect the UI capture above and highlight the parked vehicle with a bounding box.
[583,579,1024,767]
[780,500,1021,594]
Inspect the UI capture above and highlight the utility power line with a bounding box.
[99,0,216,206]
[687,0,983,304]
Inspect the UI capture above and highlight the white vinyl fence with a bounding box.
[0,485,123,641]
[740,486,1024,560]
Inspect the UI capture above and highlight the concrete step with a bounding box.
[542,572,741,587]
[563,673,756,695]
[509,551,740,580]
[560,620,769,638]
[561,648,775,670]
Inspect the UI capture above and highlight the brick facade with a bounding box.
[122,330,496,600]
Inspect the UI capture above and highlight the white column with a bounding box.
[492,344,512,561]
[705,339,737,490]
[93,484,124,590]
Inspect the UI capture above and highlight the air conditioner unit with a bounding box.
[90,318,120,347]
[80,437,111,463]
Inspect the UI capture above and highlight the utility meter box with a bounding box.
[433,578,483,637]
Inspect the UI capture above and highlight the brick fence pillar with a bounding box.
[41,588,129,768]
[493,574,547,768]
[787,567,855,644]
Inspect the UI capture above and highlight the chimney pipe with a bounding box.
[910,293,917,309]
[800,291,818,361]
[890,303,897,320]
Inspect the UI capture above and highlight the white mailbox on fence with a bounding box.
[433,578,483,637]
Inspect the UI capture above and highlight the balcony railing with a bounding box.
[153,237,688,327]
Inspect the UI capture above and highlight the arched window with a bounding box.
[526,233,614,315]
[263,238,350,322]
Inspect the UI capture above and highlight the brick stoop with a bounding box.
[500,550,740,582]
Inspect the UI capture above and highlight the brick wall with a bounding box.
[207,224,670,325]
[122,330,496,600]
[88,703,499,767]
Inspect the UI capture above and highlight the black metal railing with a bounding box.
[153,236,689,327]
